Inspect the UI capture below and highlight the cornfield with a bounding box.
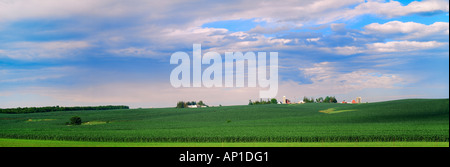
[0,99,448,143]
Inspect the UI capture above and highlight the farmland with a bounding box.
[0,138,447,147]
[0,99,448,146]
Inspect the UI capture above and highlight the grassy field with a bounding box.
[0,99,448,146]
[0,139,449,147]
[0,138,447,147]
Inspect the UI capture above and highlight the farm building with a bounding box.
[356,97,362,103]
[187,105,198,108]
[286,99,291,104]
[282,96,291,104]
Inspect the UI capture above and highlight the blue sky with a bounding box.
[0,0,448,108]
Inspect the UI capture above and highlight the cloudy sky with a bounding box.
[0,0,448,108]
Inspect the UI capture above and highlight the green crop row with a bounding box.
[0,133,447,143]
[0,99,448,143]
[0,105,129,114]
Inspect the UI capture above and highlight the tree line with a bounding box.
[303,96,338,103]
[176,101,207,108]
[248,98,278,105]
[0,105,130,114]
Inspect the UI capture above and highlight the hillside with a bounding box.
[0,99,448,142]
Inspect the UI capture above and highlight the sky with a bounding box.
[0,0,448,108]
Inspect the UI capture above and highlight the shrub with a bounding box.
[70,116,82,125]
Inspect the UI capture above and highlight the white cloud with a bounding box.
[364,21,449,40]
[348,0,449,18]
[332,46,364,55]
[198,31,293,54]
[109,47,157,57]
[0,0,101,21]
[6,0,444,28]
[248,23,302,34]
[299,62,335,81]
[0,66,75,83]
[292,61,407,95]
[0,0,177,22]
[0,41,91,60]
[2,0,446,61]
[323,40,447,55]
[366,40,446,52]
[0,0,448,109]
[306,38,321,42]
[138,26,230,52]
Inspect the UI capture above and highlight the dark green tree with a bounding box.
[331,96,338,103]
[316,97,324,103]
[324,96,331,103]
[70,116,82,125]
[270,98,278,104]
[303,96,312,103]
[176,101,186,108]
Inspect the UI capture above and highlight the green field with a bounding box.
[0,138,447,147]
[0,99,448,147]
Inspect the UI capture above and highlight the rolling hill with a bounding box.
[0,99,448,143]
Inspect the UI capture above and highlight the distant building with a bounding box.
[342,100,347,104]
[352,100,356,104]
[286,99,291,104]
[356,97,362,103]
[187,105,198,108]
[281,96,292,104]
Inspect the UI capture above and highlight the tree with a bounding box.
[70,116,82,125]
[198,100,205,106]
[324,96,331,103]
[176,101,186,108]
[323,96,338,103]
[248,98,280,105]
[270,98,278,104]
[330,96,337,103]
[303,96,313,103]
[316,97,324,103]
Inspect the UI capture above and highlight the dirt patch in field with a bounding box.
[82,121,109,125]
[26,119,56,122]
[319,108,356,114]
